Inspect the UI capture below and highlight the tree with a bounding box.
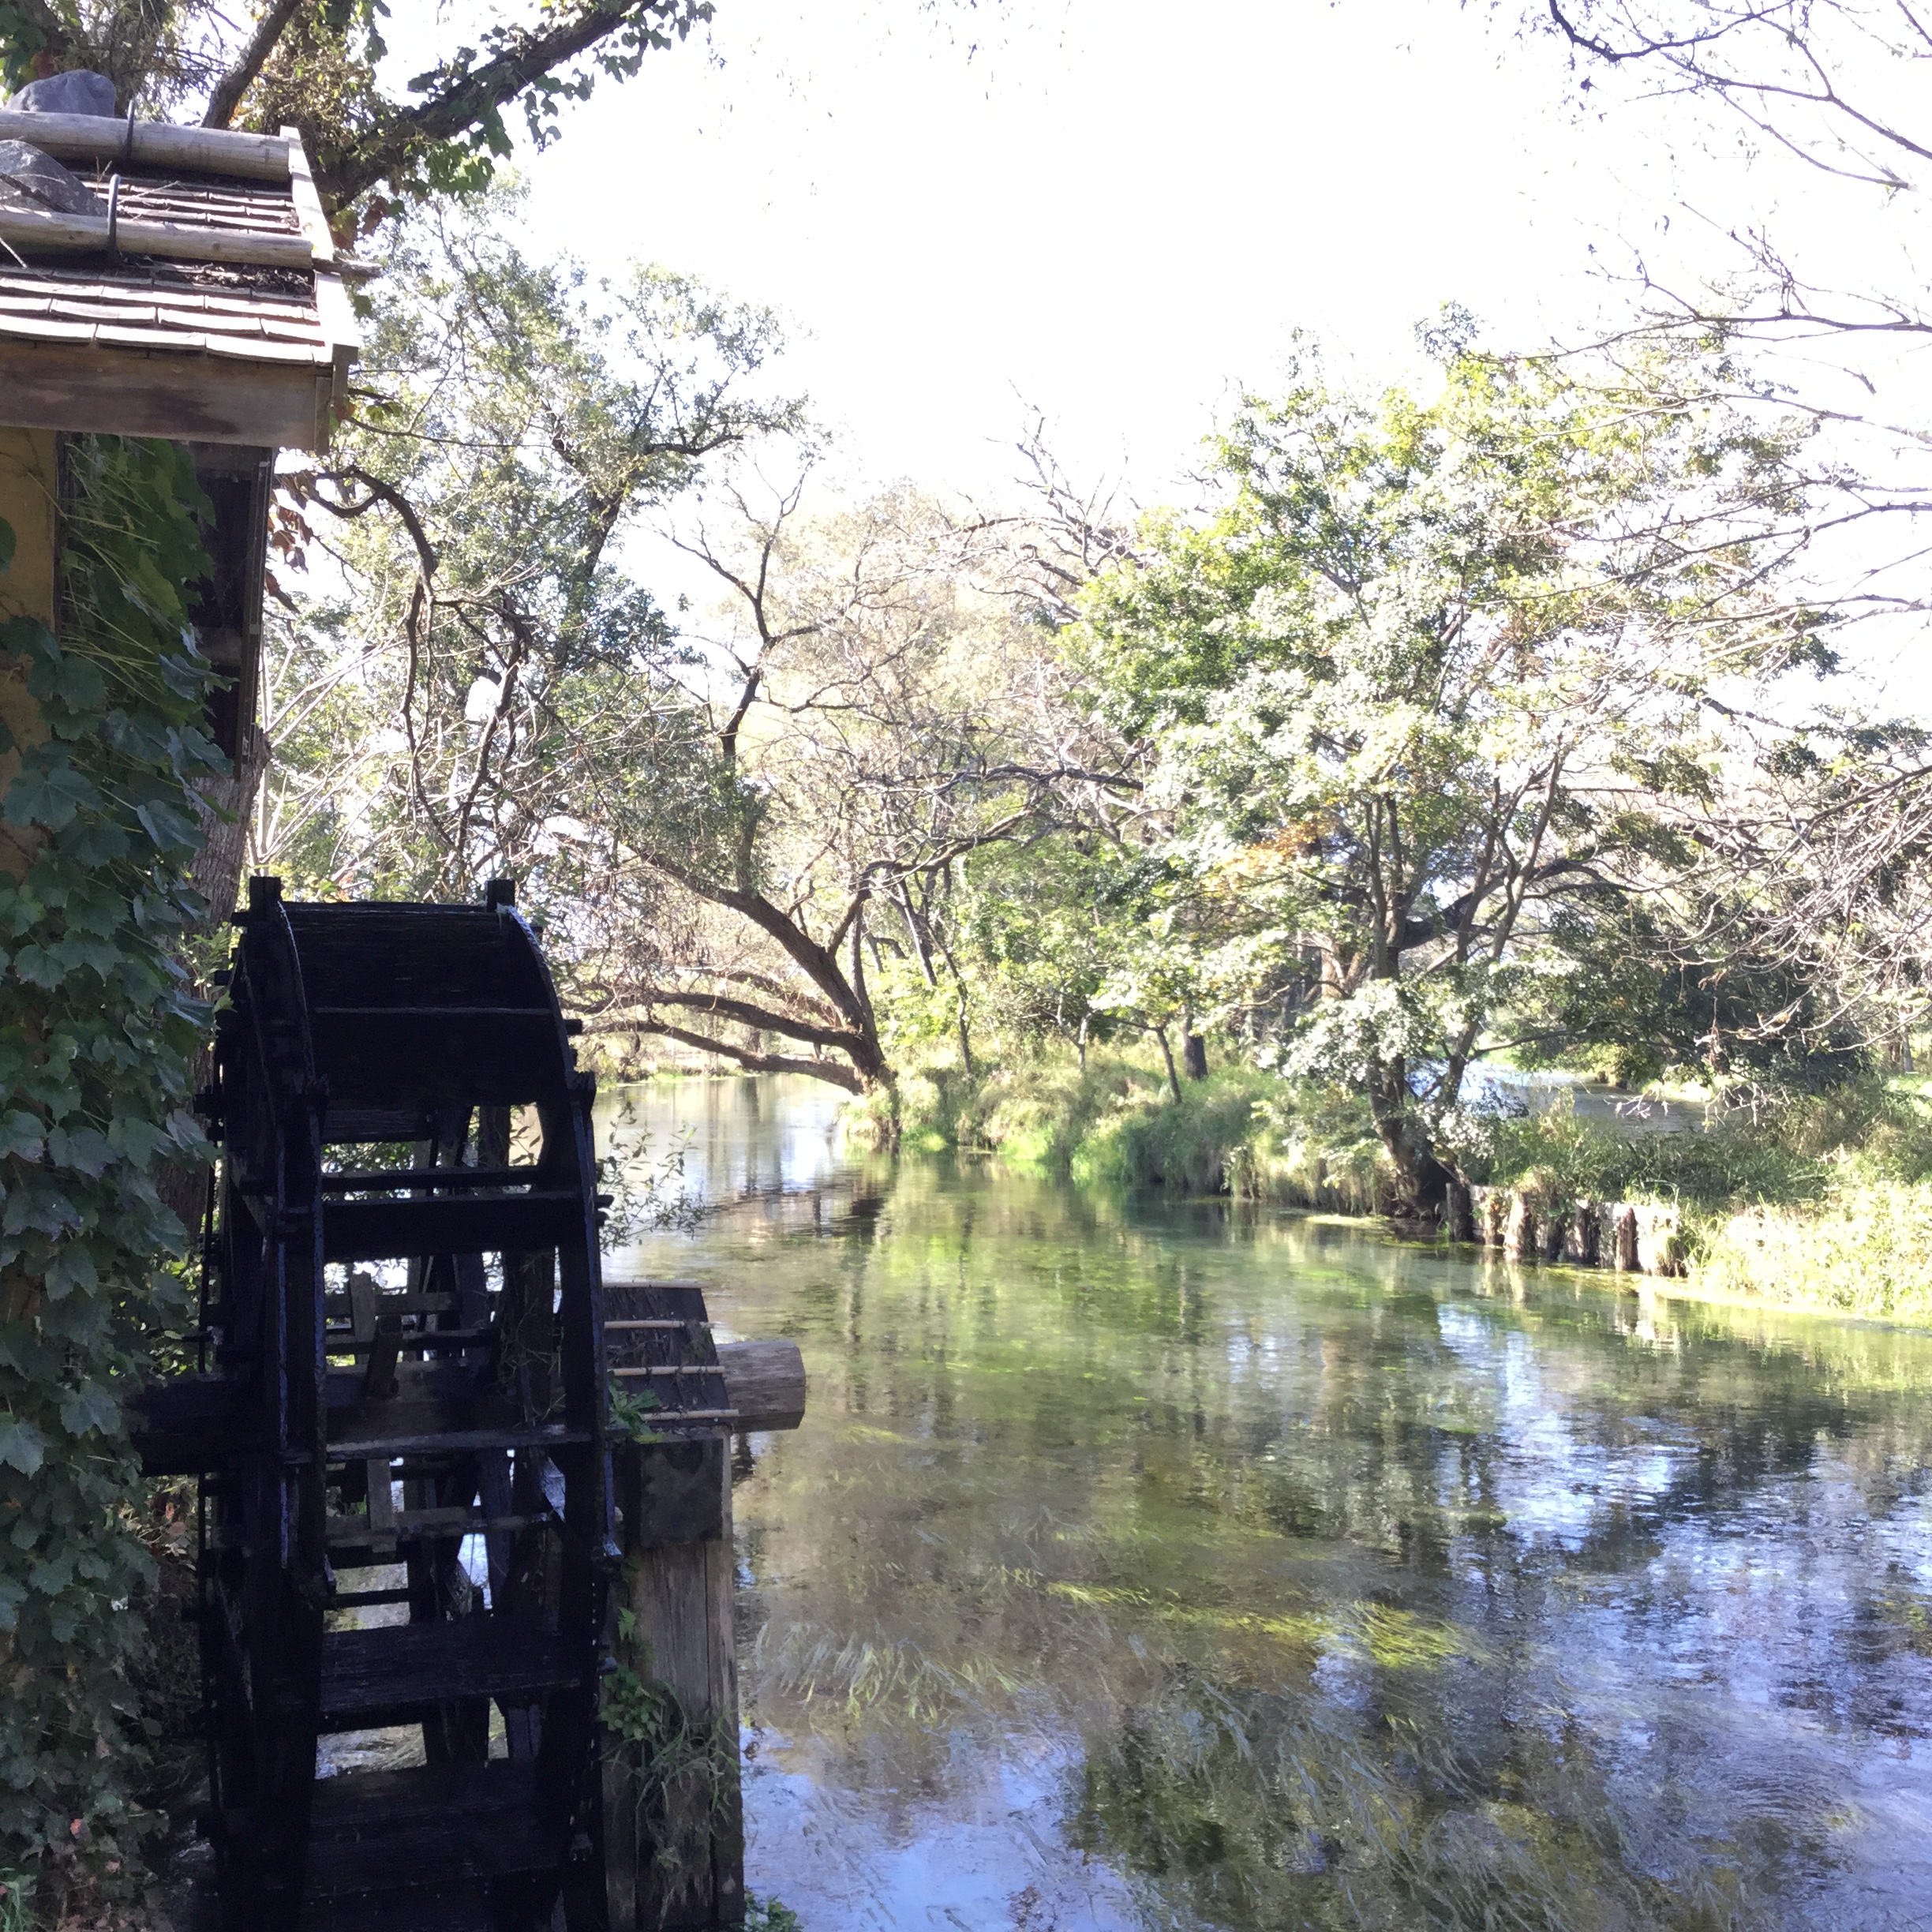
[260,204,1111,1100]
[565,478,1116,1098]
[3,1,711,219]
[1072,339,1827,1211]
[256,199,797,926]
[1533,0,1932,192]
[1490,0,1932,1069]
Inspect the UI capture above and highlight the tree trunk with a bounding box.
[1182,1030,1208,1080]
[1155,1026,1181,1103]
[1369,1064,1454,1218]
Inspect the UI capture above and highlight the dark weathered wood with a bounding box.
[327,1421,589,1462]
[125,1372,249,1474]
[306,1762,551,1896]
[320,1164,542,1193]
[320,1189,579,1261]
[713,1339,806,1433]
[606,1456,744,1932]
[319,1620,582,1729]
[361,1312,402,1398]
[135,1347,798,1476]
[326,1504,548,1549]
[619,1436,725,1550]
[309,1005,558,1106]
[0,336,334,447]
[305,1887,496,1932]
[603,1282,749,1931]
[152,886,620,1923]
[604,1282,730,1424]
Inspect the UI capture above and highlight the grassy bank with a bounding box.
[849,1055,1392,1213]
[1478,1084,1932,1324]
[852,1051,1932,1325]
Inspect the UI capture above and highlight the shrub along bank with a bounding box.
[863,1054,1932,1326]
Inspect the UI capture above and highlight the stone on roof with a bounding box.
[6,70,116,118]
[0,140,103,217]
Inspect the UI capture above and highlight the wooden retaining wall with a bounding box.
[1451,1185,1687,1278]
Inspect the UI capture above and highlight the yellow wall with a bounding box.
[0,428,56,627]
[0,428,56,877]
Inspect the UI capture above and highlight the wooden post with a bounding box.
[1538,1204,1567,1262]
[0,426,56,882]
[601,1327,804,1931]
[605,1436,743,1932]
[1606,1202,1638,1271]
[1503,1191,1536,1261]
[1564,1201,1600,1266]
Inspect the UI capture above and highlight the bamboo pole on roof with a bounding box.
[0,110,289,181]
[0,204,313,269]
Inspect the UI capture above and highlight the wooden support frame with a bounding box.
[604,1436,746,1932]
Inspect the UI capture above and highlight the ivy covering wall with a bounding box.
[0,436,218,1914]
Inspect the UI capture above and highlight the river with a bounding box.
[601,1074,1932,1932]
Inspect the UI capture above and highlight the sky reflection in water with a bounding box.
[602,1076,1932,1932]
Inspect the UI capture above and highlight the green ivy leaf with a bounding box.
[3,759,99,835]
[56,1385,117,1440]
[0,1421,47,1476]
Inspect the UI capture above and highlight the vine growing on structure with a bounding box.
[0,436,219,1915]
[605,1606,738,1859]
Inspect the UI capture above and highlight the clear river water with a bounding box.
[601,1075,1932,1932]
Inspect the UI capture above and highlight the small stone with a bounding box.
[0,140,103,218]
[6,69,117,118]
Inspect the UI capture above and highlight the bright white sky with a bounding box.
[515,0,1654,499]
[399,0,1932,702]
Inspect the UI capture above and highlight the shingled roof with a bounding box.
[0,114,358,451]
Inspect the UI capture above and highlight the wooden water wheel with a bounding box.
[146,876,621,1931]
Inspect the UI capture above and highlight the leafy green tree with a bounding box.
[260,200,794,910]
[1073,340,1828,1210]
[264,208,1099,1099]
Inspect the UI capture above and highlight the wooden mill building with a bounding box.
[0,99,358,857]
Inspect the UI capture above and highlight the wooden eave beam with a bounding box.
[0,335,337,450]
[283,125,359,446]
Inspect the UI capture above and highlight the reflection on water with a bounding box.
[601,1073,848,1214]
[602,1076,1932,1932]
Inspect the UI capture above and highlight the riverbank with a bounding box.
[848,1053,1932,1326]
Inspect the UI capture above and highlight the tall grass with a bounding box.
[1481,1078,1932,1322]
